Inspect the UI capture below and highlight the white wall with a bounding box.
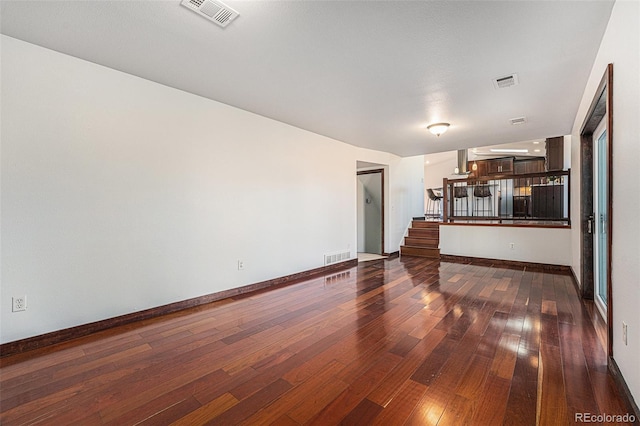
[440,225,572,266]
[570,0,640,402]
[0,36,425,343]
[424,151,457,189]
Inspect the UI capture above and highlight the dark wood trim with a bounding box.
[357,168,385,255]
[606,65,614,358]
[579,63,613,357]
[608,357,640,422]
[466,169,570,181]
[383,251,400,258]
[569,267,582,298]
[0,259,357,357]
[440,254,572,274]
[567,167,572,227]
[440,222,570,229]
[442,177,449,222]
[356,169,384,176]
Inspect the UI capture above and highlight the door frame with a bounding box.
[357,169,385,255]
[580,63,613,356]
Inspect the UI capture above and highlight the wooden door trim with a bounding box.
[579,63,613,356]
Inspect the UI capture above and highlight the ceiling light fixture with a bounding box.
[427,123,450,137]
[490,148,529,153]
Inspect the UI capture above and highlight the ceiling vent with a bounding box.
[493,73,519,89]
[181,0,239,28]
[509,116,527,125]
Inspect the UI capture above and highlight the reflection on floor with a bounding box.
[1,257,633,424]
[357,252,387,262]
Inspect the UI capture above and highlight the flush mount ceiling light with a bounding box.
[490,148,529,153]
[427,123,450,137]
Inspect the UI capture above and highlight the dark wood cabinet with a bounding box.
[531,185,564,218]
[513,161,527,175]
[545,137,564,171]
[515,160,542,175]
[468,160,487,179]
[514,158,545,186]
[468,157,543,180]
[487,157,513,175]
[513,196,531,217]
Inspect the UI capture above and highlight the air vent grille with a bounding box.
[493,73,519,89]
[509,116,527,125]
[181,0,239,28]
[324,251,351,265]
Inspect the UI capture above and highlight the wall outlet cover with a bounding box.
[12,296,27,312]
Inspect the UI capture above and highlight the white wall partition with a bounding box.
[440,225,572,266]
[1,36,425,343]
[570,0,640,402]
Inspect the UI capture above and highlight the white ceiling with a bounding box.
[0,0,614,157]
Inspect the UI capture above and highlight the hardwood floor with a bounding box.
[1,257,636,425]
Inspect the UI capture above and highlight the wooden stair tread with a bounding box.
[408,229,439,238]
[411,221,440,229]
[400,246,441,258]
[403,220,440,259]
[404,237,439,248]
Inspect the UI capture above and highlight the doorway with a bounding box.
[593,120,608,320]
[580,63,613,356]
[357,169,384,257]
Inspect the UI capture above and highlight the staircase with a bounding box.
[400,220,440,258]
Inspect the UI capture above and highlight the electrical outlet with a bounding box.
[509,243,515,250]
[12,296,27,312]
[623,322,628,345]
[237,260,245,270]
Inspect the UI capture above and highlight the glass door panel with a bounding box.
[594,128,608,318]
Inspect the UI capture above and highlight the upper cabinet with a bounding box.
[545,136,564,171]
[486,157,513,175]
[469,157,544,179]
[471,160,487,178]
[514,158,545,174]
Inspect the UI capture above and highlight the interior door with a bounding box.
[593,122,608,320]
[357,170,384,255]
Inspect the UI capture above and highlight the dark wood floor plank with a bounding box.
[205,378,292,425]
[338,398,383,425]
[470,373,511,425]
[242,359,346,425]
[437,394,474,425]
[410,335,460,385]
[371,379,427,425]
[366,328,447,407]
[170,392,238,425]
[1,257,634,426]
[537,340,569,425]
[307,353,399,425]
[455,353,492,401]
[490,333,521,380]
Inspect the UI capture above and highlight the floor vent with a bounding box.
[325,251,351,265]
[181,0,239,28]
[493,73,519,89]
